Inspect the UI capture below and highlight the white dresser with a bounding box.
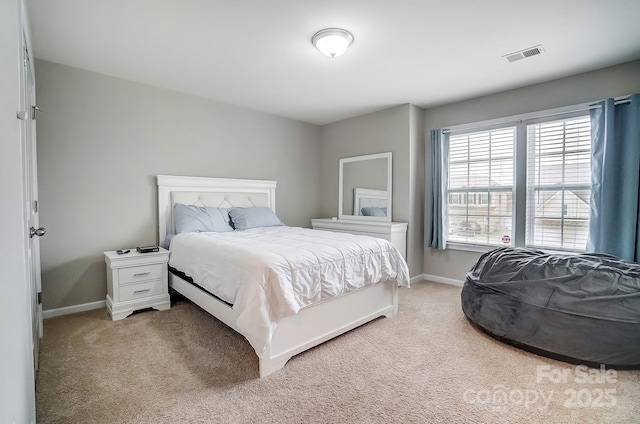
[104,248,171,320]
[311,218,408,259]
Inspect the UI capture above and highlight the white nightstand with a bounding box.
[104,247,171,320]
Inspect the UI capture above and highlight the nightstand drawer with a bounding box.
[118,264,163,284]
[119,279,163,302]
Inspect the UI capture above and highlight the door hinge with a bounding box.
[37,292,42,304]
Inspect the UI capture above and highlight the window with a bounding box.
[526,116,591,250]
[448,128,515,245]
[445,113,592,252]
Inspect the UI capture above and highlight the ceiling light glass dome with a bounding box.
[312,28,354,58]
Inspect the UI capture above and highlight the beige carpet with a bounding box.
[36,281,640,423]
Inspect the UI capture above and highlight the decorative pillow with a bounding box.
[228,207,283,230]
[173,203,233,233]
[361,207,388,217]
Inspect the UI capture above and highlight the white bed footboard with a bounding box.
[170,272,397,377]
[262,279,397,377]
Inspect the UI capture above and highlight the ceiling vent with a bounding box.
[503,45,544,62]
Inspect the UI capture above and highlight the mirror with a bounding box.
[339,152,392,222]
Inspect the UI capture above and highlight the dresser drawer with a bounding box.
[119,279,163,302]
[118,264,163,284]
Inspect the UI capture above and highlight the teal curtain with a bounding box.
[426,129,449,249]
[587,94,640,262]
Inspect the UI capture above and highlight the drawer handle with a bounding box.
[133,289,151,295]
[133,272,151,277]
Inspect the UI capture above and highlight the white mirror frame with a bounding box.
[338,152,392,222]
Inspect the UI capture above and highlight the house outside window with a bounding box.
[445,113,591,252]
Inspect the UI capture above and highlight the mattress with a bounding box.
[169,226,410,354]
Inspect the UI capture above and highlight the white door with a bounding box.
[20,35,44,370]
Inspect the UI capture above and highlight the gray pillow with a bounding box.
[361,207,387,217]
[228,207,283,230]
[161,233,176,249]
[173,203,233,233]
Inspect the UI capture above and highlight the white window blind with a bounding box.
[447,127,515,245]
[526,116,591,251]
[443,108,592,252]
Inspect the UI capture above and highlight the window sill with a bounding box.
[445,242,586,256]
[445,242,504,254]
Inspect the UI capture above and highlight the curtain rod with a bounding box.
[591,97,632,107]
[442,94,634,134]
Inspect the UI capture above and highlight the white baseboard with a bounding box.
[43,300,106,319]
[410,275,425,285]
[43,277,463,318]
[414,273,464,287]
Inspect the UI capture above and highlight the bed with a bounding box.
[157,175,410,377]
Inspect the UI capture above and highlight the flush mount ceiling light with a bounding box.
[312,28,354,58]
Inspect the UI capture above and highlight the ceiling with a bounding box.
[26,0,640,125]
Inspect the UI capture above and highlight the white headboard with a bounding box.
[353,188,389,216]
[157,175,277,245]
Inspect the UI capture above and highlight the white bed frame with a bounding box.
[157,175,399,377]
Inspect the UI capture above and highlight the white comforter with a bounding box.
[168,226,410,354]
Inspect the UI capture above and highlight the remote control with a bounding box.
[116,249,130,255]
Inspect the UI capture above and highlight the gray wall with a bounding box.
[423,59,640,282]
[319,104,425,277]
[36,60,321,310]
[408,104,425,283]
[37,55,640,309]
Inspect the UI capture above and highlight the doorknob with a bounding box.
[30,226,46,238]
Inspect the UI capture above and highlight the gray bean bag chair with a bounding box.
[461,247,640,368]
